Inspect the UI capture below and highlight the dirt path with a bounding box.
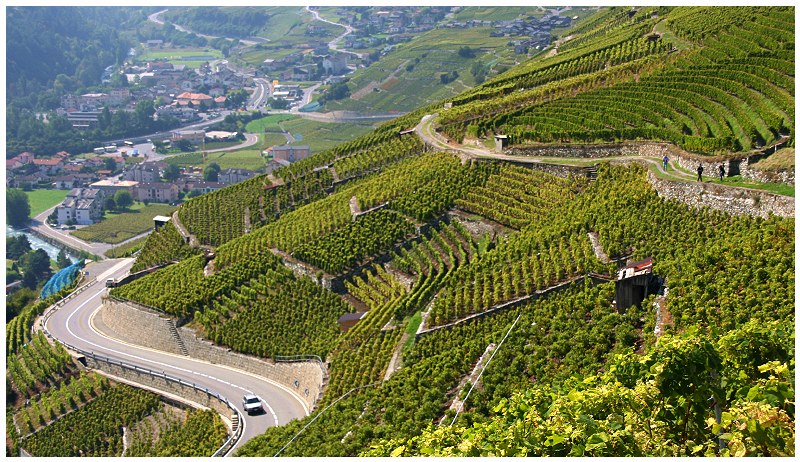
[414,113,788,194]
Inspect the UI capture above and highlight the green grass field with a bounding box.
[164,149,267,171]
[245,114,299,133]
[72,204,176,244]
[750,148,794,172]
[138,47,223,68]
[24,189,69,217]
[278,118,376,152]
[104,235,149,258]
[259,133,291,149]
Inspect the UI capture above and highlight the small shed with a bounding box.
[494,134,509,153]
[338,312,368,332]
[153,215,171,230]
[615,257,654,313]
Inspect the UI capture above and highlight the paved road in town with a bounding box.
[43,258,309,455]
[27,206,118,257]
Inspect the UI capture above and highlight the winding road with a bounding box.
[43,258,308,454]
[305,6,364,59]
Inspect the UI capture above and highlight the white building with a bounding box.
[56,188,104,225]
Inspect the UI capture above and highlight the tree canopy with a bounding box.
[7,189,31,227]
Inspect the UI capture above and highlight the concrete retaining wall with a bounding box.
[99,298,325,410]
[647,172,794,219]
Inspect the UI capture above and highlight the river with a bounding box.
[6,225,79,264]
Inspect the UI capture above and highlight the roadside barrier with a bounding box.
[38,279,243,457]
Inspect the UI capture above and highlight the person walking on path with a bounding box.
[718,164,725,182]
[662,155,669,171]
[697,164,704,182]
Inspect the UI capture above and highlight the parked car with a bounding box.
[242,394,263,415]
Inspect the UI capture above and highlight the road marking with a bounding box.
[59,287,283,428]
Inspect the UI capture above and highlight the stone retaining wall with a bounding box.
[505,141,794,186]
[83,355,234,419]
[505,141,672,159]
[647,172,794,218]
[473,157,586,179]
[740,152,795,185]
[101,298,182,355]
[178,327,325,410]
[417,274,610,338]
[99,298,325,410]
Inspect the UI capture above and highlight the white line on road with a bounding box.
[61,289,281,426]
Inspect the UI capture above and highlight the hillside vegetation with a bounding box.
[113,6,793,457]
[439,6,793,154]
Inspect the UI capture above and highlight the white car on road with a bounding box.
[242,394,263,415]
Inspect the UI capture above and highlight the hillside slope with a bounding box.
[119,6,794,457]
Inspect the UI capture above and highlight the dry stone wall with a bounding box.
[505,141,794,186]
[647,172,794,219]
[740,152,795,185]
[505,141,672,159]
[99,298,325,410]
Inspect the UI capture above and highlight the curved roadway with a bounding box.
[44,258,308,454]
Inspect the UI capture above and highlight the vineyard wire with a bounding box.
[450,313,522,427]
[273,382,379,457]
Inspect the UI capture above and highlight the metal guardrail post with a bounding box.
[42,321,242,456]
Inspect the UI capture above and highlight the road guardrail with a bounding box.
[39,278,243,456]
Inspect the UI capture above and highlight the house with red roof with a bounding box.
[175,91,214,108]
[32,157,64,175]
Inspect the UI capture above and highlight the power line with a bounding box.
[451,313,522,427]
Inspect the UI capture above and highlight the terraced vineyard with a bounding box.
[15,5,794,458]
[439,6,793,155]
[235,163,793,457]
[21,382,160,457]
[7,332,74,400]
[130,220,201,273]
[294,209,415,275]
[198,272,351,358]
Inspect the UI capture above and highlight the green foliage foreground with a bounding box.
[366,322,794,457]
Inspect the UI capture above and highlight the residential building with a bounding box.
[32,157,64,175]
[134,182,179,203]
[175,91,214,108]
[268,145,311,163]
[89,179,139,196]
[218,168,257,185]
[123,162,163,183]
[182,180,224,195]
[53,175,81,190]
[322,54,349,74]
[108,89,131,106]
[56,188,104,225]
